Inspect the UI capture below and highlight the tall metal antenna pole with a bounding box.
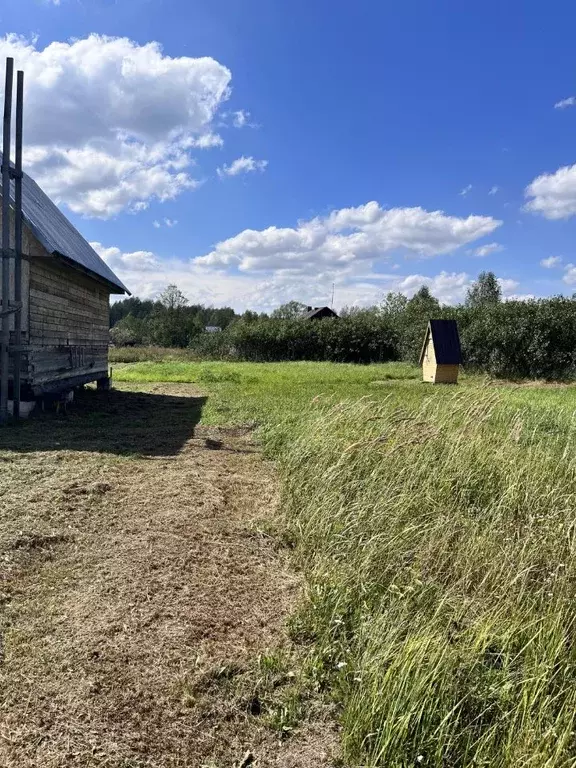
[13,70,23,420]
[0,58,13,424]
[331,282,335,310]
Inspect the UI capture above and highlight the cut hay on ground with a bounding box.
[0,384,337,768]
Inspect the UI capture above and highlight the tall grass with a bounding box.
[269,391,576,767]
[115,360,576,763]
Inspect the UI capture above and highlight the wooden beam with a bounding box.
[13,69,23,419]
[0,57,12,423]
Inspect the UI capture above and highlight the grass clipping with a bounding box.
[275,390,576,767]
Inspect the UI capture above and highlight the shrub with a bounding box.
[460,298,576,379]
[188,331,238,360]
[226,313,399,364]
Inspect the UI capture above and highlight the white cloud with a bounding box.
[525,163,576,219]
[232,110,253,128]
[186,133,224,149]
[489,186,499,195]
[220,109,257,129]
[554,97,576,109]
[99,241,479,310]
[498,278,520,294]
[98,203,502,311]
[394,272,471,304]
[563,264,576,285]
[540,255,563,268]
[0,34,232,217]
[459,184,472,196]
[195,202,501,273]
[104,254,516,311]
[153,217,178,228]
[470,242,504,258]
[217,156,268,178]
[91,242,160,272]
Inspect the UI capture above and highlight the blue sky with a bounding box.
[2,0,576,310]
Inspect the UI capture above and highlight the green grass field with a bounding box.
[116,360,576,767]
[114,359,423,426]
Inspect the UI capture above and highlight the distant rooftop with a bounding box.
[303,306,338,319]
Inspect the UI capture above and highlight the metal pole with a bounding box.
[0,58,13,424]
[13,70,23,420]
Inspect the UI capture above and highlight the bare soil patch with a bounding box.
[0,384,337,767]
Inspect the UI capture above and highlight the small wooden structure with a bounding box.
[303,306,338,320]
[0,58,129,417]
[0,173,129,399]
[420,319,462,384]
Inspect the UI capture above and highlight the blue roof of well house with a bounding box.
[1,153,129,294]
[420,319,463,365]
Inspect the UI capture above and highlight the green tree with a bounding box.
[406,285,441,315]
[158,284,189,310]
[149,285,190,347]
[109,296,156,327]
[239,309,260,324]
[271,301,308,320]
[380,291,408,317]
[400,286,441,362]
[109,313,148,346]
[466,271,502,308]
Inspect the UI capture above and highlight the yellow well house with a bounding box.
[420,319,462,384]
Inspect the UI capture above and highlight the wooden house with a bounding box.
[420,319,462,384]
[0,158,129,399]
[303,306,338,320]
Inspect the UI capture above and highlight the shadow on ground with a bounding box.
[0,387,206,456]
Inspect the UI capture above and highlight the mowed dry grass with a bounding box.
[0,383,337,768]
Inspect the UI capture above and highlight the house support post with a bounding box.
[13,70,23,420]
[0,58,13,424]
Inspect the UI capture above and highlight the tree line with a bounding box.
[110,285,238,347]
[110,274,576,379]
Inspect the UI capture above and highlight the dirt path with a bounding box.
[0,384,337,768]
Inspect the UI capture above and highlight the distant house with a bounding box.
[419,319,462,384]
[303,306,338,320]
[205,325,222,333]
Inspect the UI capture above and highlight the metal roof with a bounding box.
[1,153,129,293]
[420,319,462,365]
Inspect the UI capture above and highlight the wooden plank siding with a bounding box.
[422,334,437,383]
[26,257,111,390]
[432,364,460,384]
[421,328,460,384]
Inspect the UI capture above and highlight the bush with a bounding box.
[188,331,238,360]
[226,313,399,363]
[460,298,576,379]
